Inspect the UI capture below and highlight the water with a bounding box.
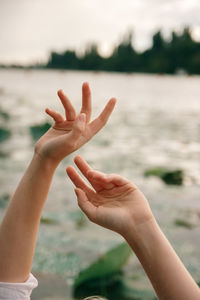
[0,69,200,297]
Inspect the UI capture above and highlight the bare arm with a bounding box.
[0,83,116,283]
[67,155,200,300]
[0,154,58,283]
[125,218,200,300]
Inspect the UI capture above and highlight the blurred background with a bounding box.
[0,1,200,299]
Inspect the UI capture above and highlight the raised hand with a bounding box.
[35,83,116,164]
[66,156,153,236]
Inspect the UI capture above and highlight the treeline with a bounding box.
[46,28,200,74]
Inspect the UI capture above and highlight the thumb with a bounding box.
[69,113,86,141]
[74,188,96,222]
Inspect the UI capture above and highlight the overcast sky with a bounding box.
[0,0,200,64]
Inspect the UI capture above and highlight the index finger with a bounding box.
[66,165,94,194]
[74,155,114,191]
[74,155,92,178]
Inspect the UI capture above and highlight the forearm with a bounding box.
[124,218,200,300]
[0,153,58,282]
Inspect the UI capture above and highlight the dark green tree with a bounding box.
[45,27,200,74]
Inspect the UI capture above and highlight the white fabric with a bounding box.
[0,274,38,300]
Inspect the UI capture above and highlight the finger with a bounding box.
[87,170,115,190]
[66,166,93,193]
[68,113,86,141]
[57,89,76,121]
[45,108,64,123]
[90,171,130,186]
[88,98,116,137]
[74,155,92,178]
[74,155,104,192]
[106,174,130,186]
[80,82,92,123]
[74,156,129,189]
[75,188,96,222]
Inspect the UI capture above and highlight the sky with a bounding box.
[0,0,200,64]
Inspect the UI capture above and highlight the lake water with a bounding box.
[0,69,200,297]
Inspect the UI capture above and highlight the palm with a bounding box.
[35,83,116,162]
[67,156,153,235]
[88,184,137,233]
[36,120,76,159]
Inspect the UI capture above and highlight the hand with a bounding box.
[35,82,116,164]
[66,156,154,237]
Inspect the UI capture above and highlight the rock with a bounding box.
[144,167,184,185]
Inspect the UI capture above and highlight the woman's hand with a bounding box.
[66,156,154,237]
[35,82,116,164]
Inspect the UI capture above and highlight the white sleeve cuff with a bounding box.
[0,273,38,300]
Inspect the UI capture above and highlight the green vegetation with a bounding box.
[73,242,155,299]
[46,28,200,74]
[2,27,199,74]
[74,242,132,288]
[40,216,58,225]
[30,122,51,141]
[0,108,11,143]
[174,218,193,229]
[0,128,11,143]
[144,167,184,185]
[0,193,10,209]
[0,110,9,120]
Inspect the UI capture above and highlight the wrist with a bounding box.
[121,192,156,243]
[33,150,60,171]
[34,137,64,167]
[122,215,160,255]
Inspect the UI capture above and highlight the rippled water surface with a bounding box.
[0,69,200,296]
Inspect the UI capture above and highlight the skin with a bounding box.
[67,155,200,300]
[0,82,116,283]
[36,83,116,163]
